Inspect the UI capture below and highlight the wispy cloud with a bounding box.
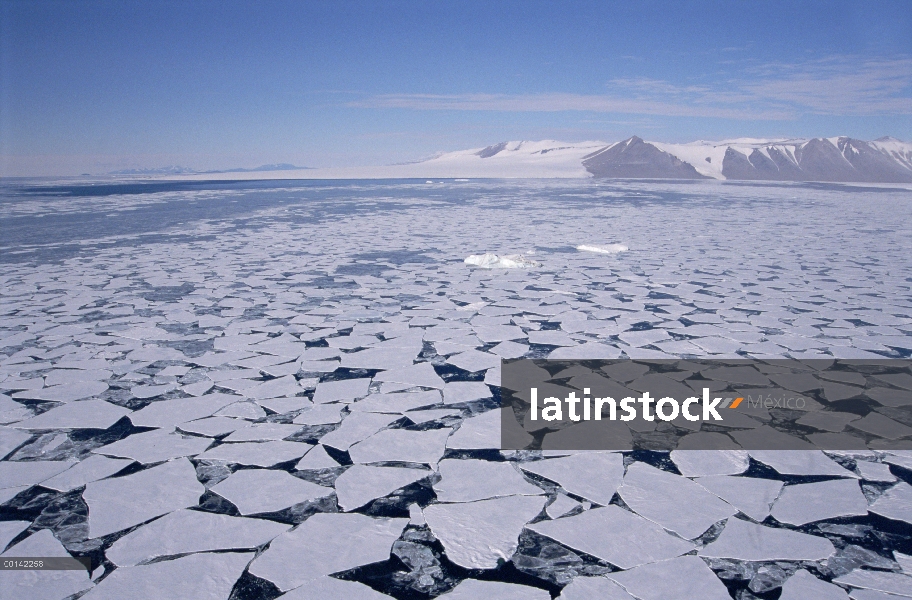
[741,56,912,115]
[350,55,912,119]
[350,92,790,120]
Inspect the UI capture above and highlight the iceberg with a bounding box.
[577,244,629,254]
[464,253,541,269]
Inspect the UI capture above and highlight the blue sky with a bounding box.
[2,0,911,175]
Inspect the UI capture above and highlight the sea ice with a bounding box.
[749,450,859,477]
[83,458,205,538]
[442,381,492,405]
[0,426,31,459]
[771,479,868,525]
[128,393,241,428]
[351,390,440,414]
[374,362,445,389]
[44,368,112,386]
[0,529,93,600]
[0,398,33,426]
[895,551,912,574]
[334,464,431,510]
[177,416,245,437]
[796,411,862,432]
[15,399,130,430]
[606,555,731,600]
[780,569,850,600]
[464,253,541,269]
[275,576,395,599]
[224,422,303,441]
[294,444,340,469]
[699,518,836,561]
[293,404,344,425]
[519,452,624,506]
[105,508,289,566]
[312,378,372,404]
[441,578,550,600]
[249,512,408,590]
[546,493,581,519]
[210,468,332,514]
[14,380,108,402]
[694,475,784,521]
[0,520,29,551]
[81,551,252,600]
[197,440,312,466]
[405,408,460,423]
[577,244,628,254]
[423,495,546,569]
[528,505,695,569]
[850,412,912,439]
[868,481,912,524]
[0,460,75,489]
[833,570,912,597]
[670,450,750,477]
[93,429,212,464]
[319,412,400,451]
[854,461,896,482]
[557,576,635,599]
[434,459,543,502]
[40,454,133,492]
[618,462,736,539]
[349,428,451,465]
[130,383,178,399]
[446,349,500,372]
[341,346,421,370]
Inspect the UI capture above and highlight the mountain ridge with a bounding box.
[428,135,912,183]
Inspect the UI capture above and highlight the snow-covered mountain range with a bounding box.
[165,136,912,182]
[477,136,912,182]
[585,136,912,182]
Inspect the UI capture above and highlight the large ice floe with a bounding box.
[0,177,911,598]
[464,253,541,268]
[576,243,629,254]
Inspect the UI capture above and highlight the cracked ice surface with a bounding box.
[1,178,911,598]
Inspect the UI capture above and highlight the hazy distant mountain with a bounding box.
[109,165,199,175]
[412,136,912,183]
[109,163,309,175]
[205,163,311,173]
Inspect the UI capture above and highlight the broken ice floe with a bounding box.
[210,468,332,514]
[0,529,92,600]
[607,555,730,600]
[435,459,542,502]
[618,462,737,539]
[528,505,695,569]
[249,512,407,591]
[464,253,541,269]
[82,551,253,600]
[576,243,629,254]
[699,518,836,561]
[334,464,431,511]
[3,178,912,599]
[424,494,546,569]
[83,458,204,538]
[104,508,289,566]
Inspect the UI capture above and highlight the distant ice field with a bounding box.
[1,178,911,599]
